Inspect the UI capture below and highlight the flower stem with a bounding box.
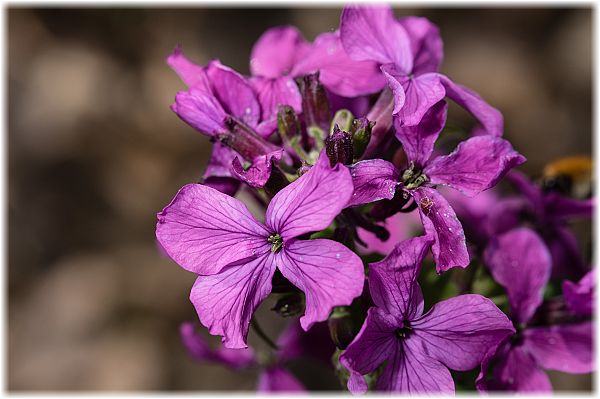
[251,316,278,351]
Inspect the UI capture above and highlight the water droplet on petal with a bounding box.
[245,107,252,115]
[335,253,341,259]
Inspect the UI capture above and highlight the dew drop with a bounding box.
[245,107,252,115]
[299,256,304,261]
[335,253,341,259]
[327,46,335,55]
[448,228,453,232]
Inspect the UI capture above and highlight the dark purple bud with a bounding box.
[325,125,353,166]
[349,117,374,161]
[271,292,305,318]
[220,116,279,160]
[328,307,359,350]
[296,72,331,132]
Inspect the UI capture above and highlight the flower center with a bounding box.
[268,233,283,253]
[395,322,413,339]
[401,162,428,189]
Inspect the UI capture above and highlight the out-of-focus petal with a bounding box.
[368,236,433,320]
[524,322,593,374]
[347,159,399,207]
[190,254,276,349]
[156,184,270,275]
[424,136,526,197]
[231,149,283,188]
[411,294,515,371]
[276,321,334,365]
[412,187,469,272]
[545,226,588,280]
[563,270,594,317]
[490,345,552,392]
[250,25,311,79]
[544,194,594,221]
[251,76,302,121]
[257,367,306,392]
[277,239,364,330]
[484,227,551,323]
[167,47,211,90]
[340,5,413,73]
[399,16,443,74]
[179,322,256,369]
[266,151,353,240]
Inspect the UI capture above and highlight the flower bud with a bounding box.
[325,125,353,166]
[328,306,359,350]
[221,115,279,160]
[271,292,305,318]
[349,117,374,161]
[330,109,354,133]
[296,72,331,132]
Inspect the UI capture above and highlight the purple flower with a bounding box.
[563,269,594,317]
[348,102,525,272]
[488,170,593,280]
[156,151,364,348]
[479,228,593,392]
[339,235,514,393]
[340,5,503,136]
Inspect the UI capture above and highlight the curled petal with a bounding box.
[484,227,551,323]
[190,255,276,349]
[250,25,310,79]
[412,187,469,272]
[347,159,399,207]
[156,184,270,275]
[231,150,283,188]
[266,151,353,240]
[171,88,228,136]
[424,136,526,197]
[278,239,364,330]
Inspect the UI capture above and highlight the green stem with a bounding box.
[251,317,278,351]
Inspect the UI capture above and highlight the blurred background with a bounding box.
[8,6,592,391]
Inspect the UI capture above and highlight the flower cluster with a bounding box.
[156,4,594,393]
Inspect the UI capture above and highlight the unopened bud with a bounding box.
[328,307,359,350]
[330,109,354,133]
[325,126,353,166]
[349,117,374,161]
[272,292,305,318]
[296,72,331,132]
[222,116,279,160]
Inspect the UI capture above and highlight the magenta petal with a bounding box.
[250,25,310,79]
[206,60,260,128]
[399,16,443,74]
[347,159,399,207]
[505,170,544,211]
[424,136,526,197]
[266,151,353,240]
[251,76,302,121]
[492,345,552,392]
[563,270,594,317]
[167,47,210,89]
[377,338,455,393]
[411,294,515,371]
[278,239,364,330]
[340,5,413,73]
[231,149,283,188]
[203,142,241,196]
[524,322,593,374]
[156,184,270,275]
[438,74,504,137]
[276,321,334,365]
[412,187,469,272]
[544,193,594,221]
[339,307,399,392]
[179,322,256,369]
[294,31,386,97]
[190,254,276,349]
[171,88,228,136]
[368,236,433,320]
[395,100,447,167]
[484,228,551,324]
[257,367,306,392]
[547,226,588,280]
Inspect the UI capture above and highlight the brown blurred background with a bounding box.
[8,6,592,391]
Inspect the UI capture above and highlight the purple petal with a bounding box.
[485,197,529,237]
[250,25,310,79]
[394,100,447,167]
[206,60,260,128]
[563,270,594,317]
[167,47,211,89]
[277,239,364,330]
[546,226,588,280]
[368,235,433,320]
[250,76,302,121]
[294,31,386,97]
[171,87,228,136]
[544,193,594,222]
[340,5,413,73]
[347,159,399,207]
[523,322,593,374]
[438,74,503,137]
[156,184,270,275]
[231,149,283,188]
[339,307,400,393]
[202,143,241,196]
[483,227,551,323]
[424,136,526,197]
[276,320,334,365]
[376,337,454,393]
[190,254,276,349]
[490,345,552,392]
[412,187,469,272]
[266,151,353,240]
[505,170,544,210]
[179,322,256,369]
[257,367,306,392]
[411,294,515,371]
[399,16,443,74]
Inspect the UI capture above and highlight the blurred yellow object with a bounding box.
[542,156,593,199]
